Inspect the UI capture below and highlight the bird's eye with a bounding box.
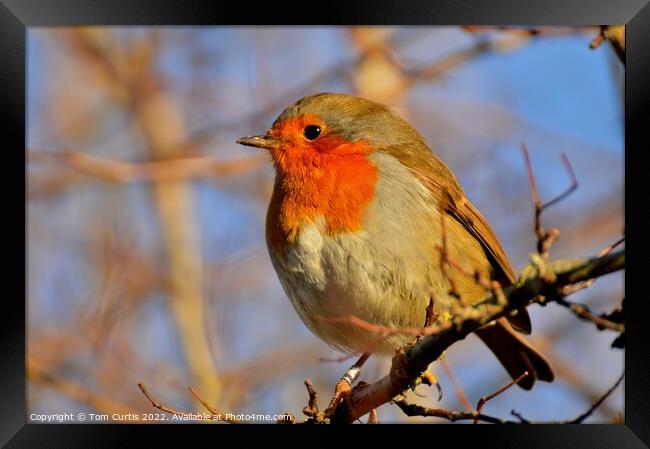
[303,125,322,141]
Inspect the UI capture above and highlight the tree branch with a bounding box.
[28,149,267,183]
[330,248,624,423]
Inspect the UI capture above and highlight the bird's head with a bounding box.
[237,92,425,170]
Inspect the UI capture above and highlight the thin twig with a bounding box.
[188,385,240,424]
[394,399,513,424]
[28,149,267,183]
[440,359,472,412]
[570,371,625,423]
[554,298,624,333]
[474,371,529,424]
[138,383,217,420]
[522,145,578,258]
[511,371,624,423]
[543,152,579,210]
[562,237,624,295]
[398,371,622,424]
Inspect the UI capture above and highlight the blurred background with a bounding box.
[27,26,624,423]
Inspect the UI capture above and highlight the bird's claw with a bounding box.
[324,377,352,418]
[410,369,443,401]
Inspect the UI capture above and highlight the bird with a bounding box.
[237,92,554,409]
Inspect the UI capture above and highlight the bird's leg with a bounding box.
[324,352,370,417]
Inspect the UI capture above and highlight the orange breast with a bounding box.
[266,137,378,253]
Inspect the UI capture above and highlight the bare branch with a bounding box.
[569,371,624,423]
[397,371,622,424]
[188,385,240,424]
[512,371,624,423]
[28,149,267,184]
[138,383,215,420]
[474,371,529,424]
[554,298,624,333]
[394,399,512,424]
[522,145,578,258]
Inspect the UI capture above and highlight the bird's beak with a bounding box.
[236,134,280,150]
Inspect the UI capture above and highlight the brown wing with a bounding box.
[379,144,531,333]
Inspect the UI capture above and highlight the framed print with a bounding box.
[3,0,648,446]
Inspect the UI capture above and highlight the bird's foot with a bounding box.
[410,370,443,401]
[323,365,361,418]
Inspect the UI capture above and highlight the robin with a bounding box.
[237,92,554,414]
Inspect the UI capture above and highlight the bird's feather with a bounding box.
[378,144,532,334]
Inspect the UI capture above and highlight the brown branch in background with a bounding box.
[138,383,217,420]
[569,371,624,423]
[512,371,624,424]
[474,371,529,424]
[138,383,241,423]
[29,149,267,184]
[553,297,624,333]
[522,145,578,259]
[590,25,625,64]
[399,370,622,424]
[188,385,240,424]
[28,359,139,417]
[440,359,472,412]
[394,399,511,424]
[462,26,599,38]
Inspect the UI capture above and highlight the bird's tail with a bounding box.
[475,318,555,390]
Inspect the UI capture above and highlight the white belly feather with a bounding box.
[267,152,447,354]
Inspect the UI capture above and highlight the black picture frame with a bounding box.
[3,0,648,447]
